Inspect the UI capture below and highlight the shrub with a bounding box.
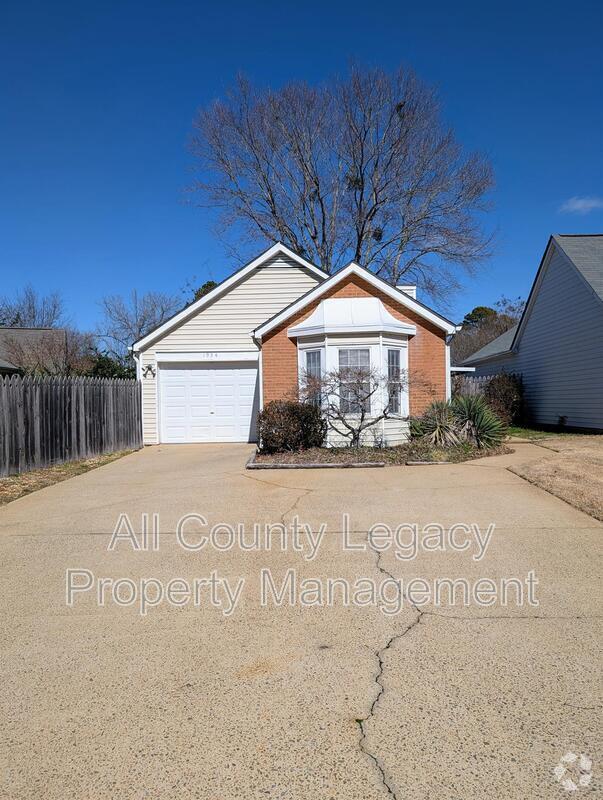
[419,401,460,447]
[451,395,507,448]
[409,416,426,438]
[258,400,326,453]
[484,373,524,425]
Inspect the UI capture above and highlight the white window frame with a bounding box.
[387,348,402,415]
[338,347,372,416]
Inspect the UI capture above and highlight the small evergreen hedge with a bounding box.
[258,400,326,453]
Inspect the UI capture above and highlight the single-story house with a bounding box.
[132,243,458,445]
[461,234,603,430]
[0,327,68,376]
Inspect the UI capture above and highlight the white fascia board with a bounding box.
[509,237,554,353]
[132,243,328,353]
[450,366,476,373]
[288,323,416,338]
[254,263,457,338]
[156,351,259,363]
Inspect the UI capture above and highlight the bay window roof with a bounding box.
[288,298,417,339]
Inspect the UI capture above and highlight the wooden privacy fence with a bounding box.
[0,375,142,476]
[452,373,493,396]
[452,372,521,396]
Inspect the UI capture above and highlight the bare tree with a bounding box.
[3,328,95,375]
[300,364,407,448]
[96,291,181,362]
[191,66,494,299]
[451,295,525,364]
[0,285,66,328]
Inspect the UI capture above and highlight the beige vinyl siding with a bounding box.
[471,246,603,429]
[139,254,321,444]
[146,255,318,353]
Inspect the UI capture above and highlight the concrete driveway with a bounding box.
[0,443,601,799]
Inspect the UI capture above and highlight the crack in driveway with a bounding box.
[355,545,424,799]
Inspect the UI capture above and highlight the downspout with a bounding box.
[379,332,385,444]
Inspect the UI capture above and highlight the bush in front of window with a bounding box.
[258,400,327,453]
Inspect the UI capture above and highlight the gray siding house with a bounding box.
[461,234,603,430]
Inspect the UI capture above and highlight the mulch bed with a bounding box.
[251,442,512,468]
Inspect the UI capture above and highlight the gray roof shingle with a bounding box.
[460,324,518,365]
[460,234,602,366]
[0,328,66,373]
[553,234,603,302]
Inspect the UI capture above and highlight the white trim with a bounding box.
[133,243,328,352]
[445,343,451,400]
[380,333,385,441]
[258,349,264,410]
[450,366,475,373]
[155,351,259,363]
[254,262,457,338]
[288,322,416,338]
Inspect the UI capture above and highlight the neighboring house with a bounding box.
[0,327,68,376]
[132,243,458,445]
[461,234,603,430]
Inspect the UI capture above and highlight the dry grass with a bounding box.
[509,435,603,521]
[0,451,134,506]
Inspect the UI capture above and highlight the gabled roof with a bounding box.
[0,327,67,372]
[253,261,458,338]
[132,242,328,352]
[460,233,603,366]
[460,324,518,366]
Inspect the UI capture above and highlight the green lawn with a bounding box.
[507,425,587,440]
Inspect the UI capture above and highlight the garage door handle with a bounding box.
[210,410,214,414]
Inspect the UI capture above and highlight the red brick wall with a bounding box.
[261,274,447,416]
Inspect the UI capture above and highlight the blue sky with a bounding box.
[1,0,602,329]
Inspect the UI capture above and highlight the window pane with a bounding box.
[338,350,371,414]
[388,349,400,380]
[306,350,321,377]
[387,349,401,414]
[339,348,370,368]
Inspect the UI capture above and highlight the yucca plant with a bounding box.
[420,401,460,447]
[409,416,426,439]
[451,395,506,448]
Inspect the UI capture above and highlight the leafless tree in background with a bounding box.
[0,285,66,328]
[191,66,494,300]
[2,329,95,375]
[97,291,181,362]
[451,295,525,364]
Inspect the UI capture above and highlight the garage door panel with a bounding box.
[159,363,258,443]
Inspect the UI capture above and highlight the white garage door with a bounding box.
[159,363,259,443]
